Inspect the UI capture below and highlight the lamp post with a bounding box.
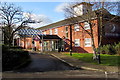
[69,24,72,56]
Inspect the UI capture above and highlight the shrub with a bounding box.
[108,45,116,55]
[100,45,110,54]
[114,42,120,55]
[99,42,120,55]
[2,45,31,71]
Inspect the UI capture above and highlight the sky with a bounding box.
[2,1,119,28]
[10,2,66,28]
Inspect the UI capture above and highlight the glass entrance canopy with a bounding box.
[17,28,43,36]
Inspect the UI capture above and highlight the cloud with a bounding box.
[55,3,70,13]
[23,13,52,28]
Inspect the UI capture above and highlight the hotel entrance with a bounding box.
[39,35,62,52]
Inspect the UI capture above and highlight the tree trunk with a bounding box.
[91,35,98,60]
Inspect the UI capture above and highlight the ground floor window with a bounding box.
[74,39,80,47]
[55,40,58,50]
[85,38,91,47]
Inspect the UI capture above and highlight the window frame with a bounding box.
[54,28,58,34]
[50,29,52,35]
[65,26,68,32]
[74,24,80,31]
[74,39,80,47]
[84,38,91,47]
[84,22,90,30]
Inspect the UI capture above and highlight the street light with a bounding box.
[69,24,72,56]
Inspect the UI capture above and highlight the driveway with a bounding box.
[14,53,78,72]
[2,53,119,79]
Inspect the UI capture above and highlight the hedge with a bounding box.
[2,45,31,71]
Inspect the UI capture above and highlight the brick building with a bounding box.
[15,2,120,53]
[37,3,120,53]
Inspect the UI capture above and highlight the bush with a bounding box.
[99,42,120,55]
[2,45,31,71]
[114,42,120,55]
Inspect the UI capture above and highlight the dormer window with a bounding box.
[84,22,90,30]
[74,24,80,31]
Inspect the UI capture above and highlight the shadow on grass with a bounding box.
[100,55,120,66]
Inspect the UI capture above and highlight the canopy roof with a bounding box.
[17,28,42,35]
[38,35,61,40]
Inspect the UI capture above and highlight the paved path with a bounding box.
[13,53,77,72]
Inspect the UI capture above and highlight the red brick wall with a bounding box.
[20,37,41,50]
[42,19,99,53]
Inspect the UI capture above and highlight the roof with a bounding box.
[38,35,61,40]
[37,8,112,31]
[17,28,42,35]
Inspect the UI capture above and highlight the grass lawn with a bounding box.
[64,53,120,66]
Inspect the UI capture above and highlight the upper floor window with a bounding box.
[84,22,90,30]
[54,29,58,34]
[65,26,68,39]
[74,39,80,47]
[65,26,68,32]
[74,24,80,31]
[66,33,68,39]
[84,38,91,47]
[50,29,52,35]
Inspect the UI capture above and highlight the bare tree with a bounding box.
[63,1,119,61]
[0,2,41,46]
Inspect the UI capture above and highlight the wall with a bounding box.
[42,19,99,53]
[20,37,41,50]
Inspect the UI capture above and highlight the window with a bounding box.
[54,29,58,34]
[50,29,52,35]
[74,39,80,47]
[44,32,46,35]
[65,26,68,38]
[74,24,80,31]
[85,38,91,47]
[84,22,90,30]
[66,33,68,39]
[65,26,68,32]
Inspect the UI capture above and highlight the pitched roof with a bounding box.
[37,8,118,30]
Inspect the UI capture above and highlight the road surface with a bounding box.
[2,53,119,80]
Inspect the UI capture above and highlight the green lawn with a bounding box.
[64,53,120,66]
